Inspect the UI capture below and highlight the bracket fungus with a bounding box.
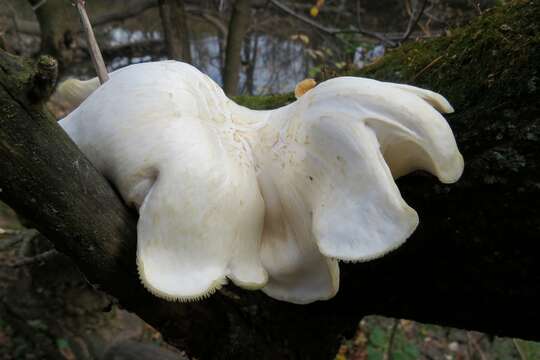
[58,61,463,304]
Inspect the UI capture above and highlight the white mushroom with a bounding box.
[58,61,464,304]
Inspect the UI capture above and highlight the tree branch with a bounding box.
[270,0,397,46]
[0,49,361,360]
[355,0,396,46]
[91,0,158,27]
[4,0,226,37]
[5,249,59,268]
[401,0,429,42]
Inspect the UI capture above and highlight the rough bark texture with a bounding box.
[0,1,539,359]
[158,0,192,62]
[223,0,252,95]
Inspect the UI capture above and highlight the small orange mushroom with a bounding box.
[294,78,317,98]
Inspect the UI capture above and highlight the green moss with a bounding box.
[0,49,44,98]
[233,92,295,110]
[347,0,539,111]
[333,0,540,191]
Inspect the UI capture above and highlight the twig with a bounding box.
[383,319,399,360]
[0,229,59,266]
[31,0,47,11]
[0,227,20,235]
[410,54,443,81]
[0,235,23,250]
[469,0,482,15]
[271,0,395,46]
[193,11,228,36]
[17,228,40,257]
[423,0,445,25]
[267,0,344,47]
[0,229,38,251]
[3,2,211,37]
[401,0,428,42]
[355,0,396,46]
[270,0,336,34]
[74,0,109,84]
[513,338,527,360]
[466,332,487,360]
[4,249,59,268]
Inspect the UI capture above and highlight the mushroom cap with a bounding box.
[60,62,268,301]
[247,76,463,303]
[59,61,463,304]
[294,78,317,99]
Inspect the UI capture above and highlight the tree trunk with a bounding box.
[223,0,252,95]
[0,1,539,359]
[158,0,192,62]
[28,0,77,71]
[243,32,259,95]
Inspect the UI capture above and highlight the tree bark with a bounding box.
[158,0,192,62]
[0,1,539,359]
[223,0,252,95]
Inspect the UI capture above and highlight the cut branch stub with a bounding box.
[0,51,56,104]
[29,55,58,103]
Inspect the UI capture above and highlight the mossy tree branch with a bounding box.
[0,48,360,360]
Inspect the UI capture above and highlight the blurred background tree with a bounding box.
[1,0,498,96]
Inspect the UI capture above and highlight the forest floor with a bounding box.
[0,202,185,360]
[1,201,539,360]
[337,316,539,360]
